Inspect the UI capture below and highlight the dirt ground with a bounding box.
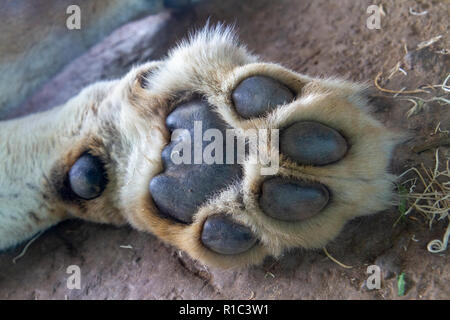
[0,0,449,299]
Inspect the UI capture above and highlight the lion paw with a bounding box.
[64,27,401,267]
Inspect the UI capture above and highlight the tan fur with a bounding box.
[0,26,401,267]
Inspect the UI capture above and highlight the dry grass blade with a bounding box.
[323,247,353,269]
[374,72,430,94]
[398,149,450,253]
[416,35,442,50]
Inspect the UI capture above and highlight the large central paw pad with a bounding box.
[149,99,241,224]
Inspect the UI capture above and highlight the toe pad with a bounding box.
[259,177,329,221]
[280,121,348,166]
[201,215,257,255]
[232,76,294,119]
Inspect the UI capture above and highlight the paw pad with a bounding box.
[149,99,241,223]
[69,154,107,200]
[201,215,257,255]
[259,177,329,221]
[280,121,348,166]
[232,75,294,118]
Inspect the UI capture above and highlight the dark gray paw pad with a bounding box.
[69,153,107,200]
[280,121,348,166]
[149,99,241,224]
[201,215,257,255]
[259,177,329,221]
[232,76,294,119]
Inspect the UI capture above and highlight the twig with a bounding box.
[399,95,450,117]
[427,222,450,253]
[374,72,429,94]
[12,231,44,264]
[323,247,353,269]
[434,122,450,134]
[417,35,443,50]
[409,7,428,16]
[441,74,450,92]
[120,245,133,249]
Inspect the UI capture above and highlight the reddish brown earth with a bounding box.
[0,0,448,299]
